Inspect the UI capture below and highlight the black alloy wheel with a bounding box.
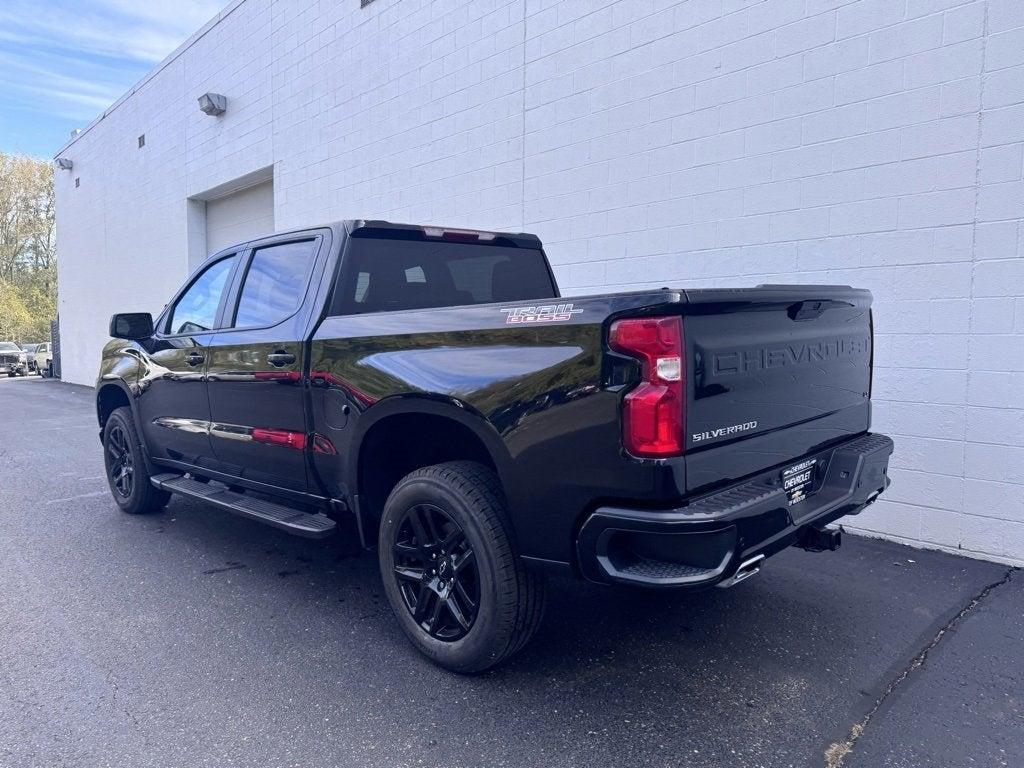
[102,406,171,515]
[392,503,480,641]
[106,423,134,498]
[378,461,546,672]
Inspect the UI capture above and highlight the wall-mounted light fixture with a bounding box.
[198,92,227,116]
[55,158,74,171]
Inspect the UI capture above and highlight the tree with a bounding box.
[0,279,34,340]
[0,151,56,342]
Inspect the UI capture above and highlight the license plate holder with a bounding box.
[782,458,818,506]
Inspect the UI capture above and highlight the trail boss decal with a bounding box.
[501,303,584,324]
[691,420,758,444]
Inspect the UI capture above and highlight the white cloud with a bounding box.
[0,50,126,120]
[0,0,228,130]
[0,0,226,63]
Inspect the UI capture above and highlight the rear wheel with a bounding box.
[103,406,171,514]
[378,461,545,673]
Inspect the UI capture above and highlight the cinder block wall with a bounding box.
[56,0,1024,563]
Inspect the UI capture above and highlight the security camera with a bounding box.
[55,158,73,171]
[198,92,227,116]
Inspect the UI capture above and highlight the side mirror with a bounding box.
[109,312,154,340]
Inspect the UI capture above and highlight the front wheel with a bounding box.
[103,406,171,514]
[378,461,546,673]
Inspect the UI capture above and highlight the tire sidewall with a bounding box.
[379,473,505,672]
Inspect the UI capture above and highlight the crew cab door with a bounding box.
[139,252,241,468]
[205,232,329,492]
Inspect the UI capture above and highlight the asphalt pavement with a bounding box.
[1,375,1020,768]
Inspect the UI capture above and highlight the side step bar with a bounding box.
[151,474,337,539]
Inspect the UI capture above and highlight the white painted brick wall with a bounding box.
[56,0,1024,564]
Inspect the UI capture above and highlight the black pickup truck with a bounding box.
[98,220,893,672]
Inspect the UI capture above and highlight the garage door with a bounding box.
[205,180,274,255]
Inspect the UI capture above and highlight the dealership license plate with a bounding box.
[782,458,817,506]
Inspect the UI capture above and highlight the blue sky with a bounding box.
[0,0,228,158]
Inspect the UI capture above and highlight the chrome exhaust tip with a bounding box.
[716,554,765,589]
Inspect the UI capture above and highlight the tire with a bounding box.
[103,406,171,514]
[378,461,546,673]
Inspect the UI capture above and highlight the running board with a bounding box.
[152,474,337,539]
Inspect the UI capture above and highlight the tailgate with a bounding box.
[682,285,873,493]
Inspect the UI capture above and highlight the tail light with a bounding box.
[609,315,685,458]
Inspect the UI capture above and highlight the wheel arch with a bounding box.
[350,396,515,547]
[96,379,134,431]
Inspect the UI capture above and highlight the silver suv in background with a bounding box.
[0,342,28,377]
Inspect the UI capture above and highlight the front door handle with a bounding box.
[186,352,205,367]
[267,351,296,368]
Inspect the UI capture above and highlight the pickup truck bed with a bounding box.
[97,220,892,671]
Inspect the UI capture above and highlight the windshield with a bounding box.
[0,342,22,351]
[23,343,39,353]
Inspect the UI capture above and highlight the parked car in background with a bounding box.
[23,342,45,373]
[22,343,38,366]
[97,220,893,672]
[0,342,28,377]
[29,342,52,375]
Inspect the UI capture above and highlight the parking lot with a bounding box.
[1,375,1020,768]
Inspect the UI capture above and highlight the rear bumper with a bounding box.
[576,432,893,588]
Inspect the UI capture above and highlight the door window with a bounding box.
[166,255,238,335]
[232,240,318,328]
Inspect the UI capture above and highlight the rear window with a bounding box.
[332,238,556,315]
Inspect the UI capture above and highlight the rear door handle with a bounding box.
[267,351,296,367]
[186,352,205,366]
